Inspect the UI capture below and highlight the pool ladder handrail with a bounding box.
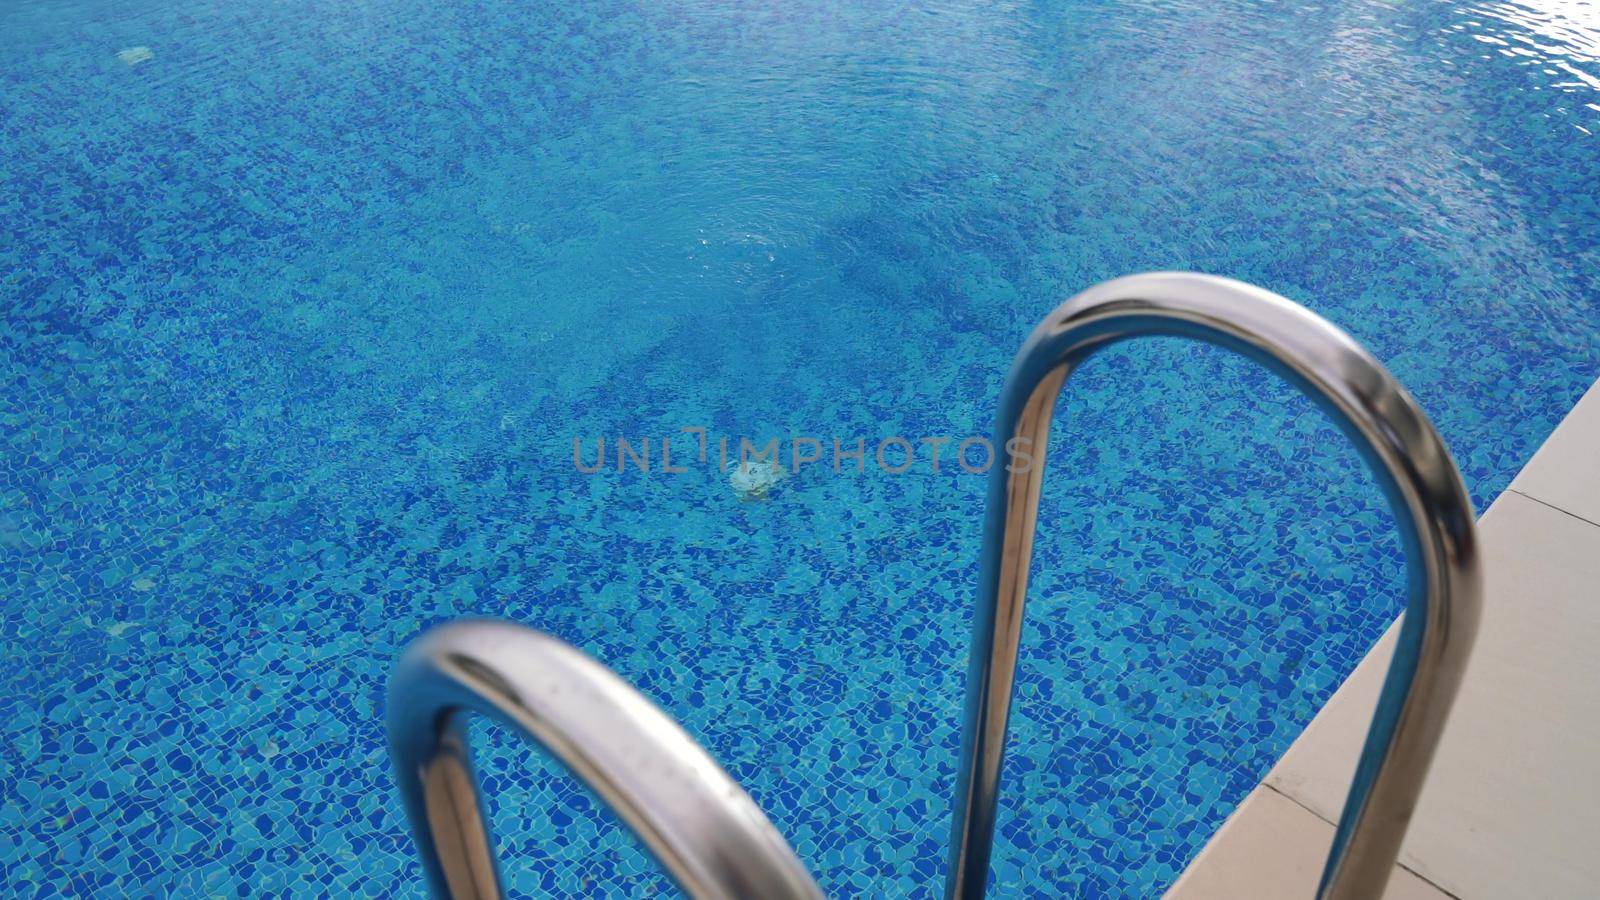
[386,272,1481,900]
[945,272,1481,900]
[387,620,823,900]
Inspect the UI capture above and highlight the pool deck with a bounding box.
[1168,376,1600,899]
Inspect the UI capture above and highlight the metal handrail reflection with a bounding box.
[387,619,823,900]
[943,272,1481,899]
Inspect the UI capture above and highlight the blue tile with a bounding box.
[3,0,1599,897]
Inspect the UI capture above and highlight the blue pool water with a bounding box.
[5,0,1599,895]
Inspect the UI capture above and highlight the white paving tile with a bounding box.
[1261,490,1600,898]
[1511,377,1600,525]
[1164,786,1449,900]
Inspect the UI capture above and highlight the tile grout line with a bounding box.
[1260,784,1465,900]
[1505,488,1600,532]
[1261,781,1334,827]
[1394,860,1465,900]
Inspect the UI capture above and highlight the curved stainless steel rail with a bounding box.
[387,619,823,900]
[944,273,1481,899]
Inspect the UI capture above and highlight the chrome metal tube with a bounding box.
[387,619,824,900]
[943,273,1481,899]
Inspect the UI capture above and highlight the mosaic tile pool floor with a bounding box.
[4,0,1599,896]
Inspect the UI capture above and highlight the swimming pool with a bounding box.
[4,0,1598,896]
